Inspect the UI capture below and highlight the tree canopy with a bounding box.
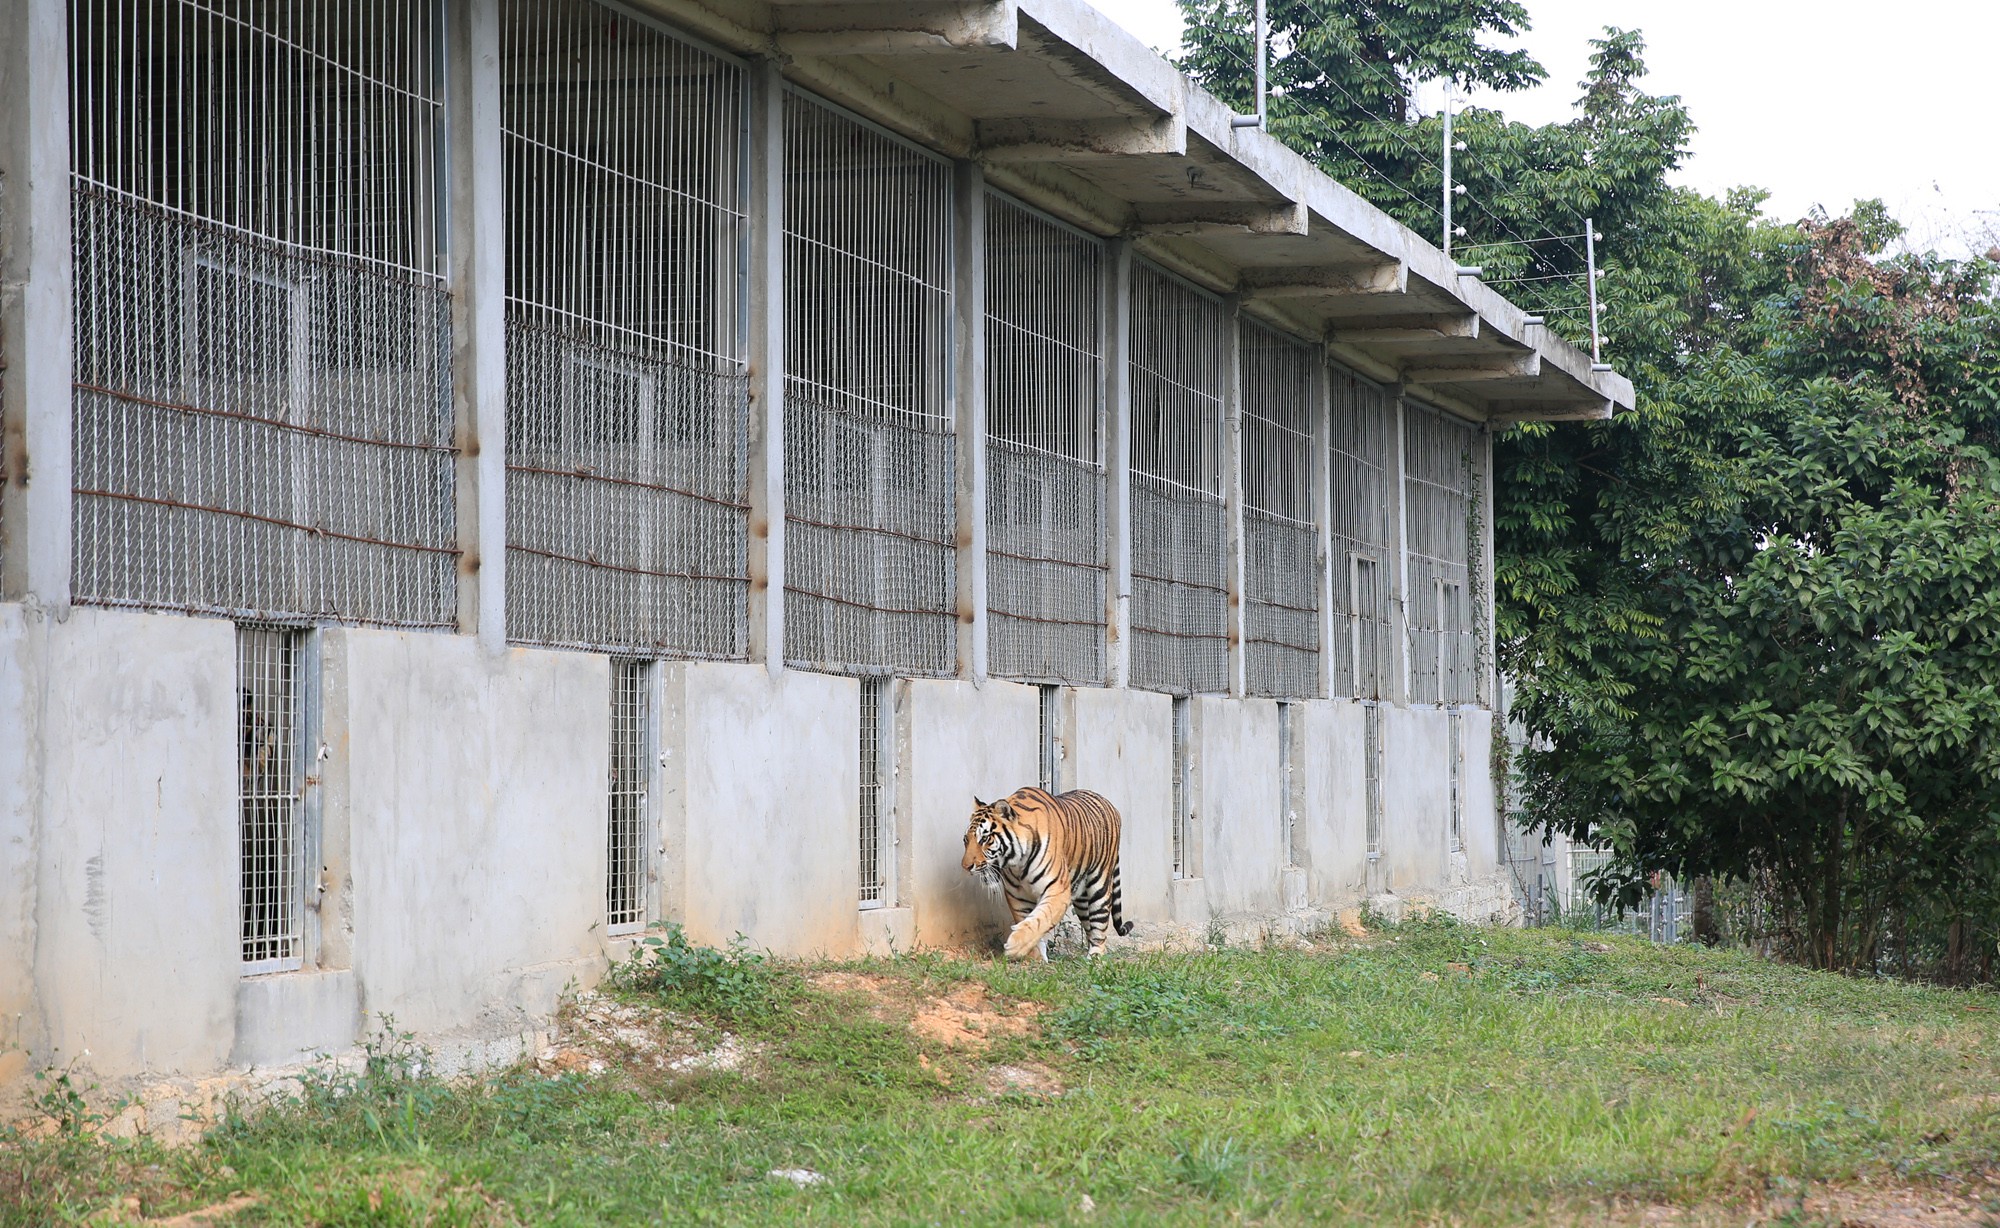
[1180,0,2000,977]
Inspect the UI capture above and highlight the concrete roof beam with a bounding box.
[1404,352,1542,384]
[1329,314,1480,346]
[1130,200,1308,238]
[978,114,1186,164]
[1239,261,1407,301]
[773,0,1018,56]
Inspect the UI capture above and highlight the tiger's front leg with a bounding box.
[1004,882,1073,961]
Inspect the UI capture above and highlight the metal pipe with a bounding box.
[1587,216,1610,370]
[1231,0,1266,130]
[1441,82,1452,257]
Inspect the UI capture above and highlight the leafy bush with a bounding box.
[608,925,790,1020]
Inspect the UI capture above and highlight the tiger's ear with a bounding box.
[994,799,1015,820]
[972,796,988,810]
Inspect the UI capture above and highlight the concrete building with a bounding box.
[0,0,1631,1115]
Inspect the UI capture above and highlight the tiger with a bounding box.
[962,787,1135,960]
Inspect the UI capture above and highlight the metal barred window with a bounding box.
[1241,320,1322,699]
[1129,263,1228,696]
[858,676,888,906]
[237,625,306,973]
[1363,700,1383,857]
[1328,370,1396,698]
[783,91,956,677]
[1279,700,1299,866]
[1038,684,1060,793]
[1171,694,1192,877]
[502,0,751,659]
[985,194,1106,686]
[70,0,456,627]
[1404,403,1478,705]
[1447,707,1463,854]
[607,658,651,934]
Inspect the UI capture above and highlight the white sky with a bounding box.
[1089,0,2000,258]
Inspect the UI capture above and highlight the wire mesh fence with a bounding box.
[502,0,751,659]
[607,657,651,934]
[70,0,457,628]
[1404,403,1479,704]
[237,624,305,973]
[783,90,956,677]
[1240,320,1321,699]
[1327,369,1396,698]
[985,194,1106,686]
[1129,263,1228,696]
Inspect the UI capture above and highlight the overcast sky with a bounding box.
[1090,0,2000,258]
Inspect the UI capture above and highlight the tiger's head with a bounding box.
[962,796,1016,882]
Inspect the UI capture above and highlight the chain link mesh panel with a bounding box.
[782,91,955,677]
[985,195,1105,685]
[1241,320,1321,698]
[502,0,750,658]
[1328,369,1395,698]
[1129,263,1227,695]
[1404,402,1478,704]
[70,0,456,628]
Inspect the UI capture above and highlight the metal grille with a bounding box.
[1171,694,1192,877]
[237,624,305,972]
[1405,404,1478,705]
[783,91,955,677]
[1241,321,1321,698]
[1328,370,1396,698]
[1038,683,1059,793]
[607,657,651,933]
[70,0,456,628]
[1447,708,1463,853]
[1129,264,1228,695]
[858,676,887,906]
[985,194,1106,685]
[502,0,750,658]
[1363,701,1383,857]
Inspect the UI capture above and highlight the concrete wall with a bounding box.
[336,629,608,1039]
[1379,704,1451,897]
[661,662,862,958]
[900,677,1037,951]
[1066,686,1174,924]
[1190,697,1284,920]
[0,603,41,1086]
[27,607,239,1081]
[1299,699,1369,909]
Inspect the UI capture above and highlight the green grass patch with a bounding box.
[5,917,1998,1226]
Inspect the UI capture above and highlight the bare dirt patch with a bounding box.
[982,1062,1063,1099]
[808,971,1046,1054]
[536,992,753,1081]
[1614,1173,2000,1227]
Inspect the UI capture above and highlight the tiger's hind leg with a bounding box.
[1075,869,1114,956]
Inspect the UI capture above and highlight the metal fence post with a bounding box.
[953,161,988,683]
[444,0,507,646]
[1102,238,1133,689]
[746,60,786,674]
[1223,298,1248,698]
[1389,383,1412,706]
[0,0,73,610]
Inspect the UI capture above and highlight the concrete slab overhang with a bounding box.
[633,0,1634,423]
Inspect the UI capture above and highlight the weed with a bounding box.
[1174,1133,1250,1198]
[28,1066,102,1138]
[607,925,792,1021]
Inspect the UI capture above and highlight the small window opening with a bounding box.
[1279,701,1300,867]
[1172,695,1192,878]
[608,659,652,934]
[238,624,306,974]
[859,677,888,908]
[1447,709,1464,854]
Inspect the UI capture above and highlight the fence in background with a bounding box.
[502,0,752,659]
[782,90,957,677]
[984,195,1107,686]
[69,0,457,628]
[1241,320,1322,699]
[1128,263,1229,696]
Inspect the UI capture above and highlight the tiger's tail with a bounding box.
[1110,863,1134,937]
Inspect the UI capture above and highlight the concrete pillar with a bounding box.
[952,161,987,682]
[746,61,787,675]
[1389,383,1411,707]
[1312,350,1337,701]
[1102,238,1133,688]
[1478,423,1498,709]
[444,0,507,647]
[1222,298,1247,697]
[0,0,72,610]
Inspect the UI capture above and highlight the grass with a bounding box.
[4,915,1999,1226]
